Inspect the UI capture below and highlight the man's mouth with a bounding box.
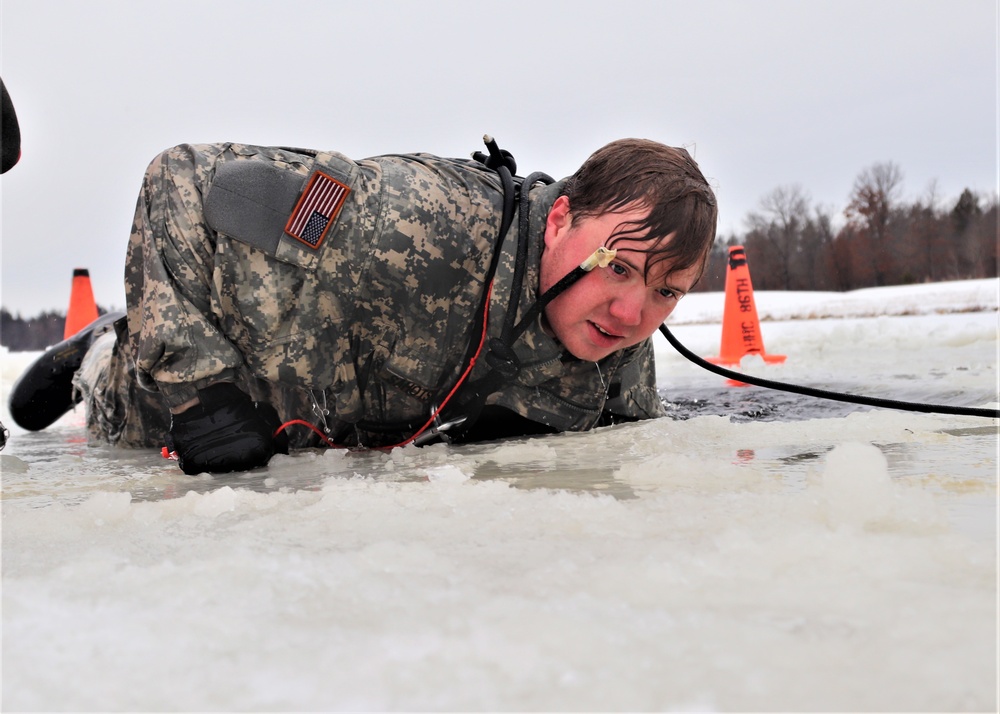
[588,321,624,345]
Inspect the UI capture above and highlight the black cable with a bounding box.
[659,323,1000,420]
[510,264,587,344]
[503,171,554,343]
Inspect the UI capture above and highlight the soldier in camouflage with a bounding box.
[63,137,718,473]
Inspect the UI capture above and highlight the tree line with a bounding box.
[696,162,997,292]
[2,161,996,350]
[1,308,110,352]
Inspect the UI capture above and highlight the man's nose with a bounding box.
[609,287,645,326]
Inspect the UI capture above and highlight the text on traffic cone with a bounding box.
[707,246,786,367]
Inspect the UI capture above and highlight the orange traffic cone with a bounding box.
[63,268,100,339]
[707,246,786,367]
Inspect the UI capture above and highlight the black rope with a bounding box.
[502,171,555,344]
[509,263,587,344]
[482,144,517,288]
[438,138,548,434]
[450,136,522,394]
[658,323,1000,420]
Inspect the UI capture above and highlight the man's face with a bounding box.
[539,195,701,362]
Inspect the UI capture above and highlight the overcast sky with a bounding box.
[1,0,996,315]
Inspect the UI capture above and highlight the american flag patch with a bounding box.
[284,171,350,249]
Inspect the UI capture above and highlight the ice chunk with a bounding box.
[1,454,30,473]
[821,442,942,531]
[484,440,559,467]
[423,465,470,483]
[77,491,132,525]
[192,486,239,518]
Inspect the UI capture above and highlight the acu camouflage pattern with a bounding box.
[466,180,663,431]
[75,327,171,448]
[99,142,662,449]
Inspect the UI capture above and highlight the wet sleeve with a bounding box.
[124,144,246,407]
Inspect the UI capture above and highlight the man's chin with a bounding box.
[550,321,631,362]
[561,339,620,363]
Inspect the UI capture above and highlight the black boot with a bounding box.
[8,311,125,431]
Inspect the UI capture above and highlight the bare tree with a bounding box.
[709,161,991,291]
[746,185,810,290]
[981,194,999,278]
[954,189,1000,279]
[845,162,904,286]
[894,181,948,283]
[801,206,837,290]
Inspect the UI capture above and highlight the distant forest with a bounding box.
[696,163,997,292]
[2,161,996,352]
[1,307,111,352]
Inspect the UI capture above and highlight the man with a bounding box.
[10,136,717,474]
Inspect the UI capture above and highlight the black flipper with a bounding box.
[8,312,124,431]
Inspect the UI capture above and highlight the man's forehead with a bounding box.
[615,241,699,291]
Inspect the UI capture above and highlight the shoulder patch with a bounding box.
[285,171,351,249]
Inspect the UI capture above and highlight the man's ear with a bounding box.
[543,195,572,249]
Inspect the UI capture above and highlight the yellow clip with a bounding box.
[580,247,617,271]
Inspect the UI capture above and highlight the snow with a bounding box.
[2,279,997,711]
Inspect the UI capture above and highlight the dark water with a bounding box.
[661,385,871,422]
[659,382,998,422]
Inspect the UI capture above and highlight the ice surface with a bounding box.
[2,280,997,711]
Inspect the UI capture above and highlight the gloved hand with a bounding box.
[167,383,288,475]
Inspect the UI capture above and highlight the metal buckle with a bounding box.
[412,405,467,447]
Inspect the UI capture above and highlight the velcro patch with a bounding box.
[284,170,350,249]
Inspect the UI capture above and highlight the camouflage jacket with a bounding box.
[125,143,664,447]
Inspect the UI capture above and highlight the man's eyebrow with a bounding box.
[614,253,642,272]
[613,250,690,295]
[660,279,689,297]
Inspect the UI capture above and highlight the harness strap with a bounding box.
[434,139,560,439]
[455,136,522,377]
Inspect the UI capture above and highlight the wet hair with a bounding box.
[561,138,718,284]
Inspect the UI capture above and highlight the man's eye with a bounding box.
[658,288,678,300]
[609,263,627,276]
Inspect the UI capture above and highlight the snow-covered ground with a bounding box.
[2,279,997,711]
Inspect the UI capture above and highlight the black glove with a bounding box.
[167,383,287,475]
